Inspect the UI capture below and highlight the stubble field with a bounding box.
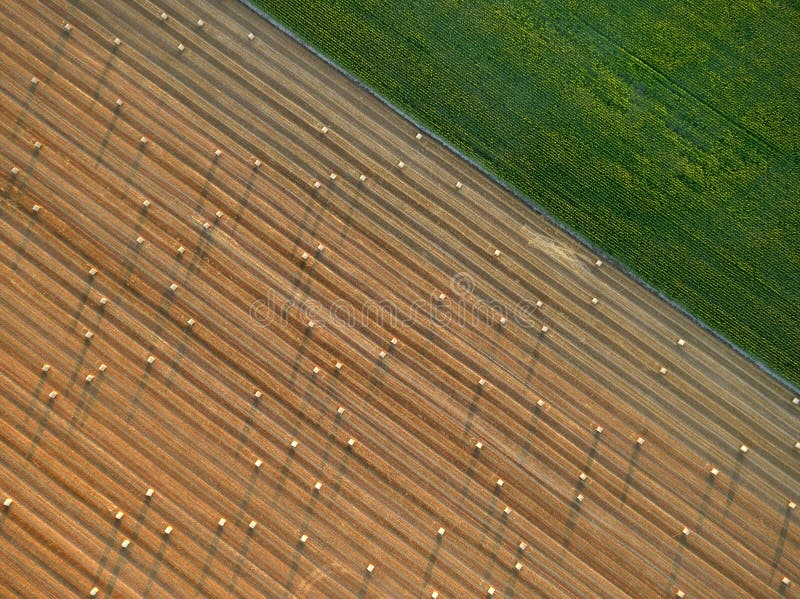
[0,0,797,597]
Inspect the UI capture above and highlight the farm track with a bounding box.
[0,0,797,597]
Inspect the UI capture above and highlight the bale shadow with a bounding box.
[421,534,442,591]
[620,442,643,505]
[90,51,117,107]
[270,450,296,509]
[235,392,262,459]
[722,453,745,522]
[355,568,373,599]
[519,400,544,463]
[13,146,43,195]
[10,79,42,143]
[284,537,308,598]
[231,168,258,238]
[227,528,254,594]
[90,520,119,589]
[67,278,94,336]
[195,525,224,595]
[185,226,213,279]
[692,475,716,536]
[463,385,484,441]
[234,465,262,526]
[96,108,120,166]
[104,544,131,597]
[562,498,583,551]
[287,329,311,391]
[67,373,100,436]
[11,211,39,273]
[482,502,511,583]
[769,505,794,581]
[196,155,221,214]
[21,366,49,432]
[664,535,688,595]
[458,451,479,506]
[27,388,60,459]
[142,535,169,599]
[325,448,352,512]
[124,362,153,424]
[164,327,191,390]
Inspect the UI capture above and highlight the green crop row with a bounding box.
[252,0,800,386]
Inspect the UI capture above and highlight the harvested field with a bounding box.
[0,0,797,597]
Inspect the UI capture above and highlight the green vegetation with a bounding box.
[254,0,800,385]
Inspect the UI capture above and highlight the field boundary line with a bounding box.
[238,0,799,396]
